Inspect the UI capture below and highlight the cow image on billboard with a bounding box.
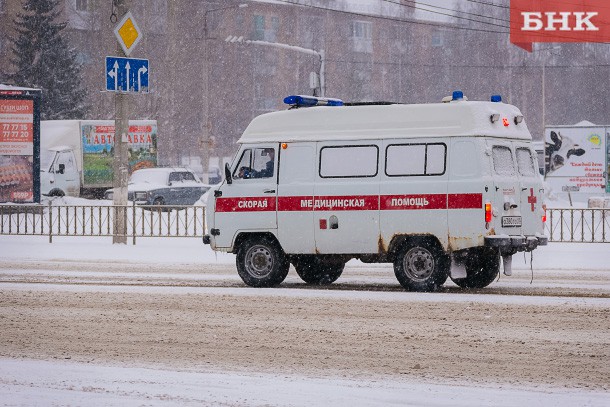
[544,125,607,197]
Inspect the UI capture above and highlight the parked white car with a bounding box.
[104,167,211,206]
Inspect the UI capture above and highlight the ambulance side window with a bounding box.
[319,145,378,178]
[492,146,516,176]
[516,148,536,177]
[385,143,446,176]
[233,149,253,179]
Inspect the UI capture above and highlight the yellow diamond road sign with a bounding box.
[113,11,142,56]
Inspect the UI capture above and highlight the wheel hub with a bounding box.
[404,248,434,281]
[245,246,273,277]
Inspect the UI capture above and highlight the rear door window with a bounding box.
[516,148,536,177]
[492,146,516,176]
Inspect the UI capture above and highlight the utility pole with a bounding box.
[201,4,248,183]
[225,36,326,97]
[112,0,132,244]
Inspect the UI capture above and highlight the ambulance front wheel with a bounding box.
[292,256,345,285]
[236,236,290,287]
[393,240,447,292]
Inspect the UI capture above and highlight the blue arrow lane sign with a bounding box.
[105,56,149,93]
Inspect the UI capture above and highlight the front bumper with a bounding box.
[484,234,548,254]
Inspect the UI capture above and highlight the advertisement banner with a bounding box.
[0,99,33,155]
[544,126,606,195]
[510,0,610,52]
[81,122,157,186]
[0,89,40,203]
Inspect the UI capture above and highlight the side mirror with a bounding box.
[224,162,232,185]
[58,163,65,174]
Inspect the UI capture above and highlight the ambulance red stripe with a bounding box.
[380,194,447,210]
[278,196,379,211]
[216,193,483,212]
[215,197,276,212]
[448,193,482,209]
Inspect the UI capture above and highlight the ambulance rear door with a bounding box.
[515,143,544,237]
[488,141,523,236]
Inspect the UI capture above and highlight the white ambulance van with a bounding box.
[203,92,548,291]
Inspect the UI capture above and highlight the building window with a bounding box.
[75,0,89,12]
[252,15,278,42]
[431,30,444,47]
[253,15,265,40]
[351,20,372,53]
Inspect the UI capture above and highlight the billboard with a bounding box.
[81,122,157,186]
[544,126,607,196]
[0,87,41,203]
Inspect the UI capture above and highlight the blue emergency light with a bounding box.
[452,90,464,101]
[491,95,502,102]
[283,95,344,107]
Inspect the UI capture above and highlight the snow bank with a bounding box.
[0,358,606,407]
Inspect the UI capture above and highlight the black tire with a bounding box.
[393,240,448,292]
[49,189,65,197]
[450,247,500,289]
[151,197,169,212]
[292,256,345,285]
[236,236,289,287]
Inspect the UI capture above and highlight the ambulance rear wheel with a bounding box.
[394,241,446,292]
[236,236,290,288]
[292,256,344,285]
[451,247,499,289]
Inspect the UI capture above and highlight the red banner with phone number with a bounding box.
[510,0,610,52]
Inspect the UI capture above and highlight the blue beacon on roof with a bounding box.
[283,95,344,107]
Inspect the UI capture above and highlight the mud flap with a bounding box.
[502,254,513,276]
[450,253,467,279]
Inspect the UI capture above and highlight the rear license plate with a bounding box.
[502,216,522,227]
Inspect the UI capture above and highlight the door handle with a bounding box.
[264,189,276,194]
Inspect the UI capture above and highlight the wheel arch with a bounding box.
[233,231,283,254]
[388,234,447,260]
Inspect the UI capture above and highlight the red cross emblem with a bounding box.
[527,188,537,212]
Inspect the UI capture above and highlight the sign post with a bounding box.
[109,3,144,244]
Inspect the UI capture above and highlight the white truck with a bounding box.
[203,93,548,292]
[40,120,158,198]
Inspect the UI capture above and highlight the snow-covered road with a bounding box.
[0,235,609,406]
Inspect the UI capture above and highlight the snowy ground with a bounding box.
[0,235,609,406]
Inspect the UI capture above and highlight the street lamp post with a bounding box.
[225,36,326,97]
[200,3,248,183]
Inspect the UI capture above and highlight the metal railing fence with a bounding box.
[546,208,610,243]
[0,205,608,244]
[0,202,206,244]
